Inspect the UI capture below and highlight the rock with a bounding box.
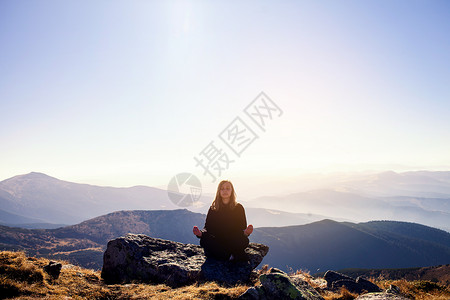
[43,261,62,279]
[323,270,353,288]
[101,233,268,287]
[268,267,286,274]
[332,279,364,293]
[289,274,325,299]
[324,270,381,294]
[239,286,267,299]
[61,264,77,270]
[356,292,409,299]
[386,284,401,295]
[239,268,324,300]
[260,273,308,299]
[356,276,382,293]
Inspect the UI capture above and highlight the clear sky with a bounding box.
[1,0,449,198]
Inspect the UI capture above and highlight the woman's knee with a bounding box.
[200,233,222,249]
[224,234,249,252]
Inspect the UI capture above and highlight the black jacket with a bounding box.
[197,202,247,240]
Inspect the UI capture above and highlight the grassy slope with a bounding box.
[0,251,249,300]
[1,251,449,300]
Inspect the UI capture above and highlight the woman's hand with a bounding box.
[244,224,253,236]
[193,226,202,237]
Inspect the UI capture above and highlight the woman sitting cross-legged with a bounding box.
[193,180,253,262]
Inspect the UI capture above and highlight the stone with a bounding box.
[238,268,324,300]
[332,279,364,293]
[101,233,268,287]
[323,270,354,288]
[43,261,62,279]
[260,272,307,299]
[356,292,409,299]
[290,274,325,299]
[324,270,381,294]
[356,276,382,293]
[239,286,269,300]
[386,284,401,295]
[268,267,286,274]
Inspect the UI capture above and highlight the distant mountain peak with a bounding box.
[1,172,59,183]
[25,172,57,179]
[28,171,49,176]
[374,170,400,180]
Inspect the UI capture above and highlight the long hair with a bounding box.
[211,180,237,211]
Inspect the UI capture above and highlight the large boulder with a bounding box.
[324,270,381,294]
[324,270,353,288]
[239,268,324,300]
[101,233,268,287]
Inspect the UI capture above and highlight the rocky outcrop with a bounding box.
[239,267,324,300]
[324,270,354,288]
[43,261,62,279]
[324,270,381,294]
[101,233,268,287]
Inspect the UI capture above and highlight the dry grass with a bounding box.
[376,278,450,300]
[0,251,250,299]
[320,287,359,300]
[2,252,449,300]
[254,263,450,300]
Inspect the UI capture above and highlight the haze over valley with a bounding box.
[1,171,449,232]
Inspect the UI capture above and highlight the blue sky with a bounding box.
[1,0,449,197]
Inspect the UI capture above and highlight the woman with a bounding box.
[193,180,254,262]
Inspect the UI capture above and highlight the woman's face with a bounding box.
[220,182,232,204]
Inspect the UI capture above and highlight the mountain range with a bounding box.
[242,171,450,232]
[243,189,450,232]
[1,209,448,272]
[0,172,339,228]
[1,171,449,231]
[251,219,450,272]
[0,171,449,272]
[0,172,180,224]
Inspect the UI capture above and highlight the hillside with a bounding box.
[331,265,450,287]
[0,209,44,225]
[251,219,450,272]
[0,209,205,269]
[0,208,65,229]
[244,207,343,227]
[0,209,449,272]
[0,172,182,224]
